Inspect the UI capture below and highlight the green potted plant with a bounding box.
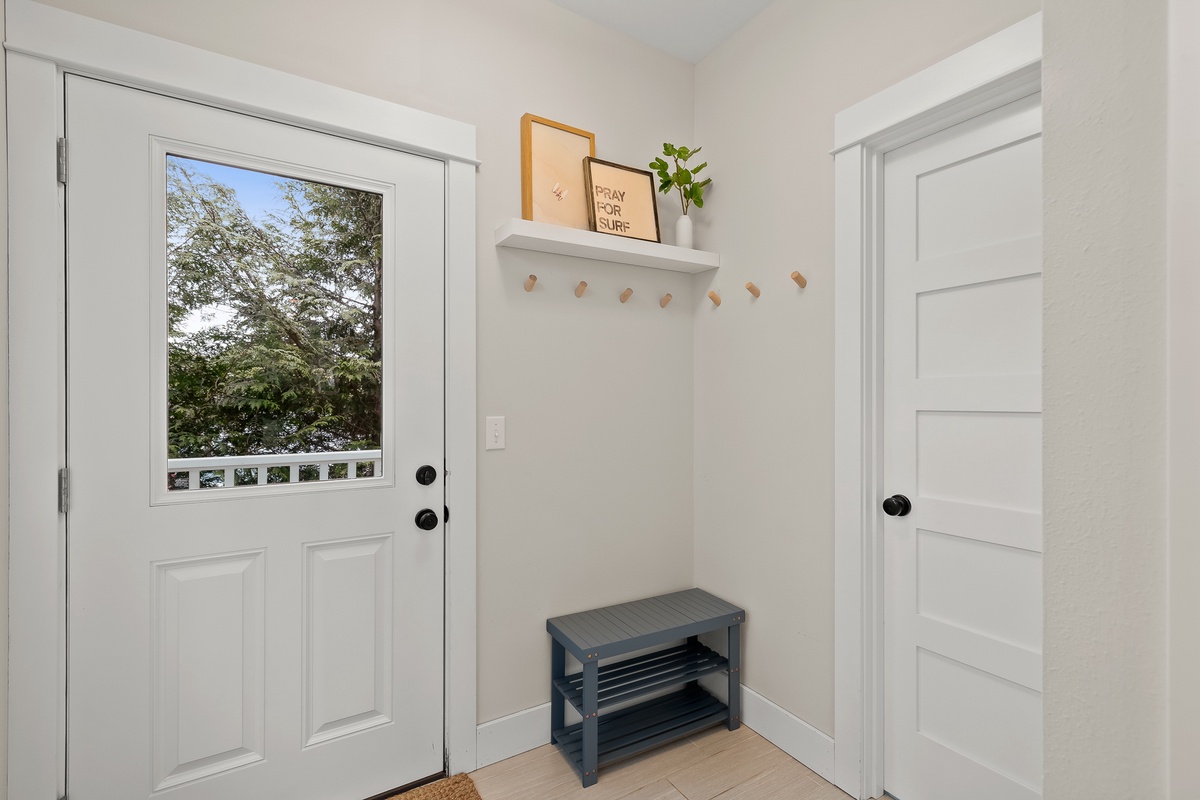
[650,143,711,248]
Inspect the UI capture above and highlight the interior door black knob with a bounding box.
[882,494,912,517]
[415,464,438,486]
[414,508,439,530]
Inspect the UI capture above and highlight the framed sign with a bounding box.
[583,158,661,243]
[521,113,596,229]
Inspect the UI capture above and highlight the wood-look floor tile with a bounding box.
[664,732,783,800]
[471,744,580,800]
[614,778,689,800]
[708,758,823,800]
[470,723,852,800]
[470,743,559,782]
[686,724,759,756]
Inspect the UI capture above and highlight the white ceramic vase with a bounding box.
[675,214,694,249]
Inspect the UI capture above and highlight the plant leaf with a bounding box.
[692,161,707,174]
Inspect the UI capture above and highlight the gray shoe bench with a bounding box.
[546,588,745,788]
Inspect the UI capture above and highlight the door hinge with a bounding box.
[57,137,68,185]
[58,468,69,514]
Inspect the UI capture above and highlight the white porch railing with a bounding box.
[167,449,382,491]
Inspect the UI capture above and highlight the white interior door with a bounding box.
[65,75,446,799]
[882,92,1043,800]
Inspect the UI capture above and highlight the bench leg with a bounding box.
[550,639,566,739]
[727,624,741,730]
[582,660,599,787]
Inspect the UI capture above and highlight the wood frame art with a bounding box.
[521,113,596,229]
[583,157,661,244]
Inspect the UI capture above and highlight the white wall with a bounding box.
[32,0,698,727]
[1042,0,1168,797]
[0,3,9,797]
[691,0,1040,736]
[1168,0,1200,792]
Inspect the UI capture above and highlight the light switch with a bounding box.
[485,416,506,450]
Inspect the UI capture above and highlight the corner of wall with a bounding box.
[1,0,10,794]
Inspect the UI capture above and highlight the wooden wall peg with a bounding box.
[524,274,537,292]
[575,281,588,298]
[791,271,808,288]
[745,282,761,298]
[660,293,673,308]
[708,291,722,307]
[620,288,633,304]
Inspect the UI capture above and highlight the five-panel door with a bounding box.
[882,92,1044,800]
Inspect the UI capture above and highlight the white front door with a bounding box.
[882,92,1043,800]
[65,75,446,799]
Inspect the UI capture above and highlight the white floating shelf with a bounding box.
[495,218,719,274]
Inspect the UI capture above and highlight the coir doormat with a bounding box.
[386,774,483,800]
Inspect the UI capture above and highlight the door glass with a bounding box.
[166,156,383,491]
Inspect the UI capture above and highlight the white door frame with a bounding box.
[5,2,479,797]
[831,14,1041,799]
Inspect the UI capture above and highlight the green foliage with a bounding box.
[649,143,712,216]
[166,159,383,459]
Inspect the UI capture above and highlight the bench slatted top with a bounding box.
[547,589,745,661]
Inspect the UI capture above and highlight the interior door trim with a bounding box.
[5,3,479,797]
[830,14,1042,800]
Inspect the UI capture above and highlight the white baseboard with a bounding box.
[473,688,836,782]
[742,686,836,782]
[475,703,551,769]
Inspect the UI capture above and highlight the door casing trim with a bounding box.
[830,14,1041,799]
[5,2,479,797]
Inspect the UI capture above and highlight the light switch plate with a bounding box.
[485,416,506,450]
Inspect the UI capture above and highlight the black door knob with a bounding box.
[882,495,912,517]
[415,464,438,486]
[414,508,439,530]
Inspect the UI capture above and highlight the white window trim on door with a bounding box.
[5,1,479,798]
[830,14,1041,800]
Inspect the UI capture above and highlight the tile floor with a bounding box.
[470,725,853,800]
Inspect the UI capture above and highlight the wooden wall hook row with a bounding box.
[620,288,634,304]
[708,290,722,307]
[660,293,673,308]
[524,274,537,292]
[791,270,808,288]
[745,282,761,298]
[575,281,588,298]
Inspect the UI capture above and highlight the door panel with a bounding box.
[303,534,395,748]
[66,75,445,800]
[883,92,1042,800]
[152,550,266,790]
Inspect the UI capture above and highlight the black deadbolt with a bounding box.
[415,464,438,486]
[882,494,912,517]
[415,508,439,530]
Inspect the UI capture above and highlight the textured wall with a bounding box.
[1168,0,1200,792]
[1042,0,1168,796]
[0,5,8,797]
[33,0,698,726]
[691,0,1040,736]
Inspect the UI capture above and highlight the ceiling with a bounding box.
[545,0,776,63]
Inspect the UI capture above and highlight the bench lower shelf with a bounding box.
[552,686,728,776]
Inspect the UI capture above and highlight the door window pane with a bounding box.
[166,156,384,491]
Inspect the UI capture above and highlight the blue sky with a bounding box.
[171,155,288,221]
